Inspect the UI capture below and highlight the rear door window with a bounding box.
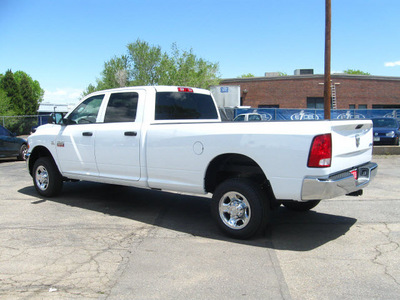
[104,92,138,123]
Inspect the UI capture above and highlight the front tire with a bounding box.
[32,157,63,197]
[211,178,269,239]
[18,144,27,161]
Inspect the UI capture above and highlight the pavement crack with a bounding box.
[372,223,400,286]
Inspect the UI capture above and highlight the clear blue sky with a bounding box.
[1,0,399,104]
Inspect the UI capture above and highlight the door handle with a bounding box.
[82,132,93,136]
[124,131,137,136]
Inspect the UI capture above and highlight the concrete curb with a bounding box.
[373,146,400,155]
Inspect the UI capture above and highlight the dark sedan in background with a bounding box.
[372,117,400,145]
[0,125,27,160]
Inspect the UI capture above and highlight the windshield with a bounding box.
[372,118,398,128]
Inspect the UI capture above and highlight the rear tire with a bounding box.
[211,178,269,239]
[32,157,63,197]
[282,200,320,211]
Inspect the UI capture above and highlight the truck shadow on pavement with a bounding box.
[19,181,356,251]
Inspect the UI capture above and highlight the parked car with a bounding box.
[0,125,28,160]
[371,118,400,145]
[234,113,263,122]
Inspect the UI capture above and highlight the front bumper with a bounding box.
[373,135,398,145]
[301,162,378,201]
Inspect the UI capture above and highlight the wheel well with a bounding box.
[28,146,54,175]
[205,154,271,194]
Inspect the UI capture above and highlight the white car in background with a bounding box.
[234,113,263,122]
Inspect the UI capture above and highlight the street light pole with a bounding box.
[324,0,331,119]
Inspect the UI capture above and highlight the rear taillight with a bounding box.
[308,134,332,168]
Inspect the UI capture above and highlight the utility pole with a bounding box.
[324,0,331,119]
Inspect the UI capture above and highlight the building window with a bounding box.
[258,104,279,108]
[349,104,356,109]
[307,97,324,109]
[372,104,400,109]
[358,104,367,109]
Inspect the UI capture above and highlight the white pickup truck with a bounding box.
[27,86,377,238]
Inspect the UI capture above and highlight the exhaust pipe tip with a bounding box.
[346,189,363,197]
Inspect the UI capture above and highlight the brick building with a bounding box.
[220,73,400,110]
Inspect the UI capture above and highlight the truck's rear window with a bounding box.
[155,92,218,120]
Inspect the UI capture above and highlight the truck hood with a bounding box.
[373,127,399,134]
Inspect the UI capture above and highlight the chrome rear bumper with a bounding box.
[301,162,378,201]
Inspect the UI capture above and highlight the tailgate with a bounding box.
[330,120,373,172]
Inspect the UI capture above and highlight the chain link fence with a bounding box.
[234,108,400,121]
[1,115,51,135]
[3,109,400,134]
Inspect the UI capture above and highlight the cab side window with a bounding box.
[104,92,138,123]
[67,95,104,124]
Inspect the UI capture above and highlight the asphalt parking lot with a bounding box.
[0,156,399,299]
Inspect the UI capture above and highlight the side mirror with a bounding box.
[49,112,66,124]
[61,117,76,125]
[61,118,69,125]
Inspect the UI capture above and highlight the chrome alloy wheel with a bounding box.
[35,165,49,191]
[219,191,251,230]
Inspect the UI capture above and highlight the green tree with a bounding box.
[343,69,371,75]
[238,73,255,78]
[160,43,220,88]
[128,40,163,85]
[238,72,287,78]
[0,69,23,114]
[0,70,44,134]
[0,89,12,115]
[83,39,220,96]
[19,75,36,114]
[0,70,43,116]
[14,71,44,106]
[81,83,98,97]
[97,55,130,89]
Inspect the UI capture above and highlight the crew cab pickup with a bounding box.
[27,86,377,238]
